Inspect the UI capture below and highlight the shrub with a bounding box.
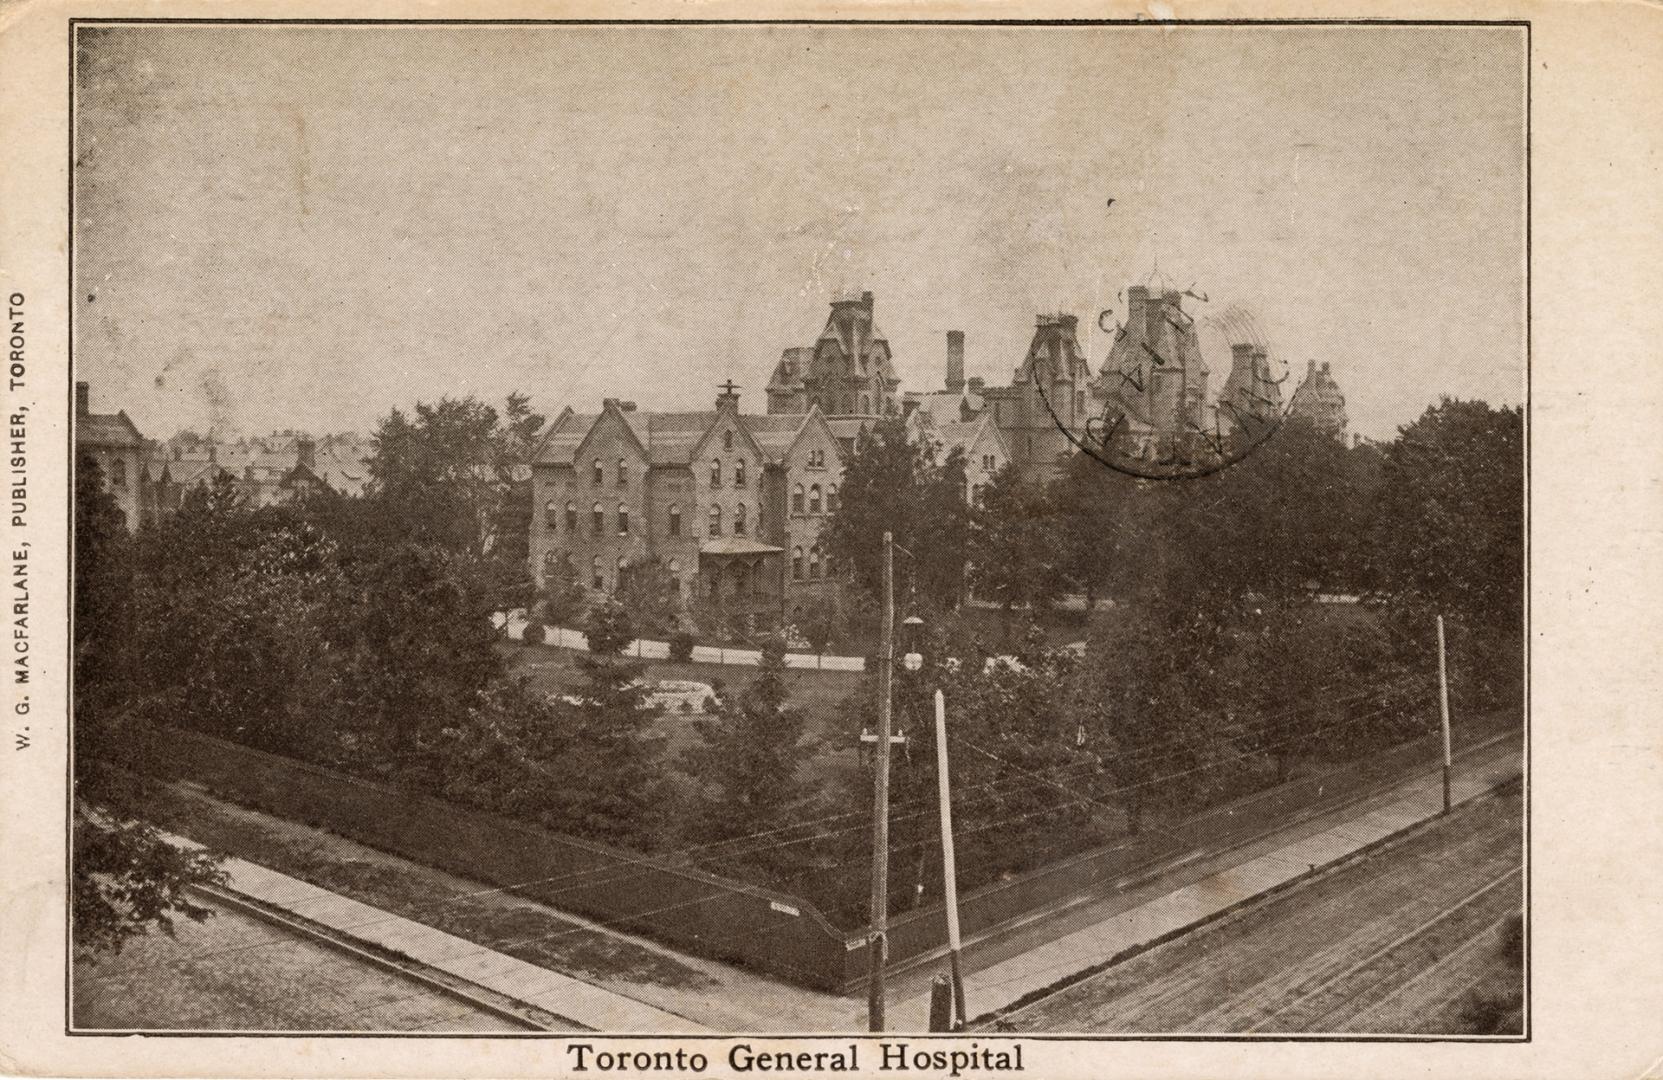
[669,628,695,662]
[521,621,546,646]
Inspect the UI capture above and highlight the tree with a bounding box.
[365,393,544,611]
[542,598,664,844]
[617,556,682,639]
[682,634,815,853]
[73,454,225,958]
[820,418,971,611]
[1373,399,1523,632]
[968,464,1067,633]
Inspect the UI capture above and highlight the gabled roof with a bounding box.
[76,411,145,450]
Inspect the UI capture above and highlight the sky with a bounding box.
[73,23,1526,442]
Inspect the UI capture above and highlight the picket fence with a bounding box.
[495,612,867,672]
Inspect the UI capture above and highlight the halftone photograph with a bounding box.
[67,19,1525,1038]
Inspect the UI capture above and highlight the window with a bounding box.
[545,499,559,530]
[565,501,577,531]
[591,555,603,590]
[542,551,558,573]
[808,484,822,514]
[809,546,822,578]
[616,556,627,591]
[112,458,127,486]
[723,430,734,451]
[592,458,603,485]
[708,505,721,537]
[972,484,986,507]
[617,502,629,535]
[792,546,803,580]
[617,458,628,486]
[668,503,681,536]
[592,501,604,535]
[792,484,805,514]
[668,558,681,593]
[710,459,721,487]
[734,503,747,536]
[983,454,997,472]
[735,460,746,488]
[827,484,839,512]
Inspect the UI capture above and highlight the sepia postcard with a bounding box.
[1,1,1660,1077]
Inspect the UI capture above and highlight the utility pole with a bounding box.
[933,689,967,1029]
[867,531,895,1032]
[1436,614,1453,814]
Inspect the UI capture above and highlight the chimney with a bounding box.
[296,436,316,471]
[946,331,965,393]
[76,382,89,417]
[1321,362,1332,376]
[860,290,873,309]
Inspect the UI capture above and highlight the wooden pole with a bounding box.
[934,689,967,1029]
[1437,615,1453,814]
[867,531,894,1031]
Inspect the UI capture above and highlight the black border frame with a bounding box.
[64,14,1532,1045]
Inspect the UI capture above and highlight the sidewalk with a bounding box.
[200,850,711,1033]
[877,742,1522,1029]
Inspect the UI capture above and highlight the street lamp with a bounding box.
[902,613,925,673]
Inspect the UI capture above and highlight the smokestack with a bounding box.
[296,437,316,471]
[76,382,89,417]
[946,331,965,393]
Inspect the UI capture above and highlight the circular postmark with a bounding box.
[1037,289,1291,480]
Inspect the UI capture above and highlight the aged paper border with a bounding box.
[3,0,1659,1077]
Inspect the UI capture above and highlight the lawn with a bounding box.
[499,642,869,794]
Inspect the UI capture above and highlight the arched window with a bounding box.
[809,546,823,578]
[827,484,839,512]
[565,501,577,531]
[617,502,629,535]
[735,459,746,488]
[592,458,603,485]
[734,503,747,536]
[544,499,558,530]
[708,505,721,537]
[112,458,127,486]
[792,546,804,579]
[592,501,604,535]
[617,458,628,487]
[710,459,721,487]
[808,484,822,514]
[792,484,805,514]
[591,555,603,590]
[668,503,681,536]
[723,430,734,451]
[668,558,681,593]
[616,556,627,591]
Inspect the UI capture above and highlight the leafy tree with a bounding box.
[682,634,815,851]
[73,455,225,958]
[795,596,839,658]
[617,556,682,639]
[821,418,970,611]
[1373,399,1523,632]
[539,560,589,629]
[969,464,1067,633]
[365,393,543,610]
[343,542,504,764]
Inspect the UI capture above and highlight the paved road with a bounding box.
[1004,788,1524,1034]
[72,897,525,1033]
